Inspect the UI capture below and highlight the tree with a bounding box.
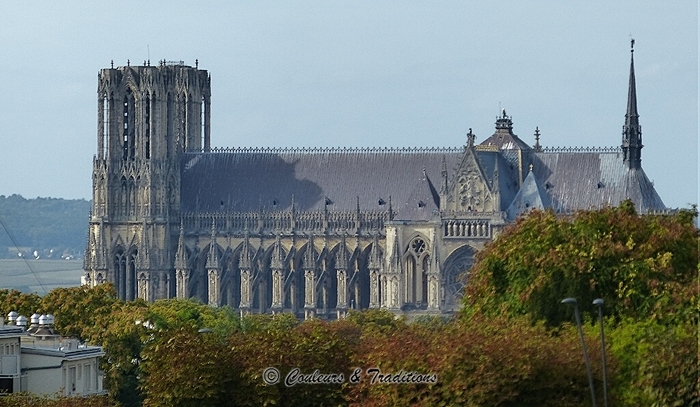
[40,284,118,340]
[0,288,41,319]
[463,203,698,326]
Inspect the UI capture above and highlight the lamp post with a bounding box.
[562,298,597,407]
[593,299,608,407]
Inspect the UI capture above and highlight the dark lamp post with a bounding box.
[593,299,608,407]
[562,298,597,407]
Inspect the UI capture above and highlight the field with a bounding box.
[0,259,83,294]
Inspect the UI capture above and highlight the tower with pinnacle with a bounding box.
[84,60,211,301]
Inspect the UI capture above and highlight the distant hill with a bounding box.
[0,194,90,259]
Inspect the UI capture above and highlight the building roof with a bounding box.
[507,168,552,220]
[180,148,462,217]
[532,148,665,213]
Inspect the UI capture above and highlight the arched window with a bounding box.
[122,89,135,160]
[144,95,150,159]
[405,237,428,307]
[114,248,126,299]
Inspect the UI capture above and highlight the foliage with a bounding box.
[0,288,42,318]
[91,300,149,407]
[463,203,698,326]
[0,194,89,259]
[39,284,118,340]
[0,394,114,406]
[608,319,699,406]
[347,314,607,407]
[226,316,357,407]
[140,326,240,407]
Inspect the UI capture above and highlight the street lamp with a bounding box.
[562,298,597,407]
[593,299,608,407]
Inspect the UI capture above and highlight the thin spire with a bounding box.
[626,39,639,121]
[622,38,643,169]
[174,221,187,270]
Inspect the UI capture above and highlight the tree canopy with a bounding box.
[463,202,698,326]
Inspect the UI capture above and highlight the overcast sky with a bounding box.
[0,1,697,209]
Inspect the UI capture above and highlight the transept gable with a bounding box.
[448,130,494,212]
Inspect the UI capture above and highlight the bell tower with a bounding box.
[84,60,211,301]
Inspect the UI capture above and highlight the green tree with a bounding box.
[0,288,41,318]
[39,284,118,340]
[463,203,698,326]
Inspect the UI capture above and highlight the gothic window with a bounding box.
[180,93,188,151]
[442,246,475,311]
[101,96,108,159]
[126,248,138,301]
[405,237,429,307]
[122,89,136,160]
[166,93,173,157]
[145,96,150,159]
[201,95,206,149]
[114,248,126,299]
[410,238,426,255]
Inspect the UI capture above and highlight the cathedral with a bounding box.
[83,45,665,318]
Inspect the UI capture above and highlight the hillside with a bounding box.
[0,194,90,259]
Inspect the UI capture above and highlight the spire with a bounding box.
[174,221,187,270]
[622,38,643,169]
[439,155,448,196]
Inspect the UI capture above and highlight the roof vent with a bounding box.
[39,314,48,326]
[597,182,605,189]
[46,314,55,325]
[378,198,386,205]
[545,182,553,190]
[7,311,18,324]
[418,201,426,208]
[15,315,27,328]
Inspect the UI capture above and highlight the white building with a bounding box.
[0,314,105,397]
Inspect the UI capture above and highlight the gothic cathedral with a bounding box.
[84,46,664,318]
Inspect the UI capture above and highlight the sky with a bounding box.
[0,1,697,209]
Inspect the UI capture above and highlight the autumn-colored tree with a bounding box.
[347,313,606,407]
[229,314,358,406]
[461,202,698,406]
[463,203,698,326]
[0,288,41,319]
[0,394,114,407]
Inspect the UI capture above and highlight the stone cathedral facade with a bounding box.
[84,47,665,318]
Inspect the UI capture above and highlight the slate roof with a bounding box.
[180,148,462,217]
[395,169,441,221]
[179,144,665,221]
[531,148,665,213]
[506,169,552,220]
